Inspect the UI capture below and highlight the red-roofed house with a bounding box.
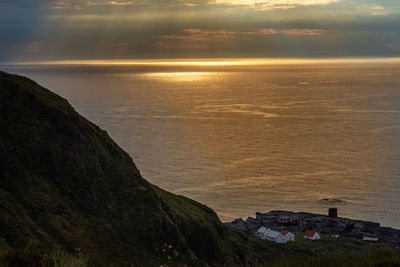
[304,230,320,240]
[281,230,295,242]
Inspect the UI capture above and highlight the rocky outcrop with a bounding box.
[226,210,400,247]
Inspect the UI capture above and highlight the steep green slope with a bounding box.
[1,71,399,267]
[0,70,270,266]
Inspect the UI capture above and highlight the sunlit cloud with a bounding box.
[90,1,134,6]
[370,5,388,15]
[52,1,83,9]
[208,0,340,10]
[371,12,389,16]
[280,29,325,35]
[48,0,341,10]
[49,0,203,9]
[158,28,325,41]
[51,0,136,9]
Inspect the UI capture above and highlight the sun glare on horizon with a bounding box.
[10,58,400,66]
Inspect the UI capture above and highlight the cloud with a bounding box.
[280,29,325,35]
[90,1,134,6]
[370,5,388,15]
[48,0,203,9]
[1,0,400,61]
[371,6,384,10]
[371,12,389,16]
[51,0,134,9]
[207,0,340,10]
[51,1,84,9]
[25,41,45,52]
[44,0,341,10]
[158,28,326,41]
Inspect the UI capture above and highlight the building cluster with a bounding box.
[256,227,321,243]
[256,227,298,243]
[256,227,381,244]
[254,209,380,244]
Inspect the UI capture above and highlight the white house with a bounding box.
[281,230,295,242]
[263,229,288,244]
[256,227,288,243]
[256,226,268,238]
[304,230,320,240]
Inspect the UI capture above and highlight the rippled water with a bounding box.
[3,63,400,228]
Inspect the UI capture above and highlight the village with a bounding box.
[255,226,379,244]
[227,208,390,245]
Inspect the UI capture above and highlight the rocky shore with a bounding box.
[226,210,400,247]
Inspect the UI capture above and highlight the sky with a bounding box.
[1,0,400,62]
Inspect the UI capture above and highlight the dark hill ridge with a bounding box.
[1,70,400,266]
[0,71,268,266]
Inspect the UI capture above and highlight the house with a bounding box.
[362,237,379,243]
[304,230,320,240]
[281,230,295,242]
[256,226,268,238]
[256,227,288,243]
[263,229,288,243]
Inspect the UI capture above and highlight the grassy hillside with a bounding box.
[0,70,268,266]
[0,70,399,266]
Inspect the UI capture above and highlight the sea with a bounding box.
[3,62,400,228]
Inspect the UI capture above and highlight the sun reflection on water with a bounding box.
[146,72,214,81]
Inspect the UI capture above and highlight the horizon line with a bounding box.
[3,57,400,66]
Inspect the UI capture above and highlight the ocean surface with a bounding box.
[3,62,400,228]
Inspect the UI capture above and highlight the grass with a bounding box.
[48,251,89,267]
[260,233,400,266]
[0,242,88,267]
[269,248,400,267]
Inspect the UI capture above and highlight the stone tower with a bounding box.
[328,208,338,218]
